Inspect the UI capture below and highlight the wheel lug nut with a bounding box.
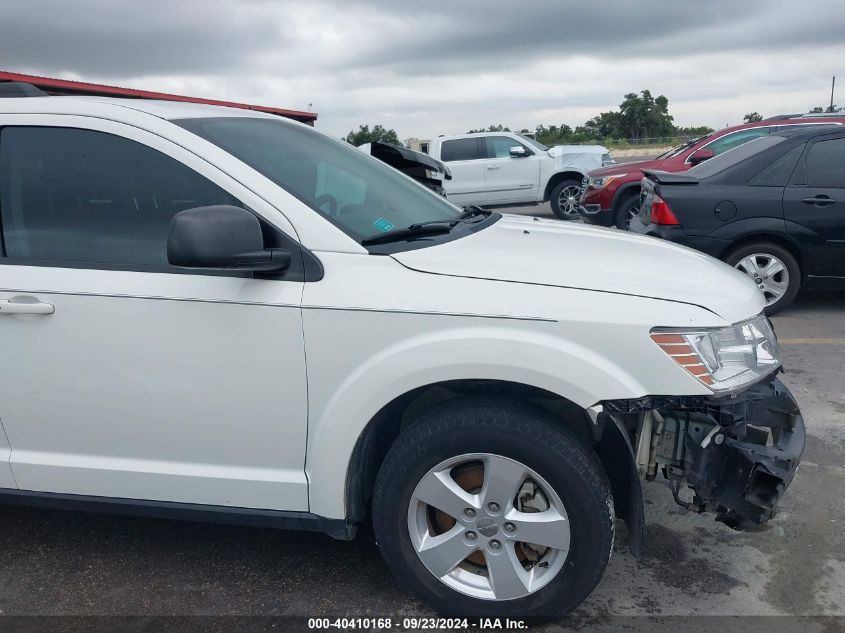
[503,522,515,533]
[464,508,476,518]
[466,531,477,541]
[489,539,501,549]
[487,502,500,513]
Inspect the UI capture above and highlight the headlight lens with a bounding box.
[589,173,627,188]
[651,314,780,393]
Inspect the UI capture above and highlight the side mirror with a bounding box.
[168,205,291,272]
[509,146,529,157]
[688,148,715,165]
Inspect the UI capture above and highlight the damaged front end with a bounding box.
[603,375,805,530]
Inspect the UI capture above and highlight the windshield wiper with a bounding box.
[361,221,455,245]
[459,205,493,221]
[361,207,493,246]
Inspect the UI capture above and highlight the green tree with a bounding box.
[616,90,675,139]
[534,124,574,146]
[583,111,623,138]
[467,124,512,133]
[675,125,715,137]
[743,112,763,123]
[345,124,402,146]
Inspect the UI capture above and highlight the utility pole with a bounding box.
[830,76,836,113]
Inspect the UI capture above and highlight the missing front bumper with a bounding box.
[604,376,805,530]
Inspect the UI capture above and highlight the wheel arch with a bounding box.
[721,230,809,279]
[342,380,645,555]
[543,170,586,201]
[610,182,642,210]
[343,380,597,527]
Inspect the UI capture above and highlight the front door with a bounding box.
[0,121,309,510]
[481,136,540,205]
[784,134,845,278]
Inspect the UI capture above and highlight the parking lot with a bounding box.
[1,289,842,628]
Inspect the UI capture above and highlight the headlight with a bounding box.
[589,173,627,188]
[651,314,780,393]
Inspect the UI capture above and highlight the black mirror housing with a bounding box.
[168,205,292,272]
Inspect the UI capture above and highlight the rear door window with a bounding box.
[805,138,845,188]
[440,138,484,162]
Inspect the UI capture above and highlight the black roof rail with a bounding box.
[0,81,48,98]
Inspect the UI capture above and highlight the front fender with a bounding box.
[305,322,649,519]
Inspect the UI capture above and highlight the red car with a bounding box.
[579,114,845,229]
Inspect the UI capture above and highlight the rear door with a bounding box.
[481,136,540,204]
[783,134,845,277]
[439,137,486,206]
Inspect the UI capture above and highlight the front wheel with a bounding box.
[372,398,614,618]
[725,242,801,315]
[549,180,583,220]
[614,194,641,230]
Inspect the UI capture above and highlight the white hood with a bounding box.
[392,214,764,323]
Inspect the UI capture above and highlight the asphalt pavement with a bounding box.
[0,245,843,631]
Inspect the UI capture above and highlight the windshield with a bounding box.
[689,135,787,178]
[176,117,462,242]
[519,134,549,152]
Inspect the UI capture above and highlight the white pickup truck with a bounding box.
[428,132,613,219]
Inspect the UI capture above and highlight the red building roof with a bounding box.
[0,70,317,124]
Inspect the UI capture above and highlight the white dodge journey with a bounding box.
[0,93,804,617]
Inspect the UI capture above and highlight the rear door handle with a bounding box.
[487,165,501,170]
[0,298,55,315]
[802,195,836,206]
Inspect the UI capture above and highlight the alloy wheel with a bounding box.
[407,453,570,601]
[556,185,582,216]
[734,253,790,306]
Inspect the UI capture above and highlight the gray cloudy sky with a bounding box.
[2,0,843,139]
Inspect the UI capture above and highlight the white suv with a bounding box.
[0,94,804,618]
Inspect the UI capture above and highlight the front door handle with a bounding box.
[802,195,836,206]
[487,165,501,170]
[0,297,55,315]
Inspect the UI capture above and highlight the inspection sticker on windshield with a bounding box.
[373,217,395,232]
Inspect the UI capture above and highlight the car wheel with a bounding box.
[614,194,641,230]
[549,180,583,220]
[372,398,614,618]
[725,242,801,315]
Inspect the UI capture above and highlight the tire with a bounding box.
[549,180,583,220]
[614,193,641,230]
[372,398,614,618]
[725,242,801,315]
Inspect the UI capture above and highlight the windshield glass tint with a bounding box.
[689,135,786,178]
[176,117,462,241]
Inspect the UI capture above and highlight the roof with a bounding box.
[0,70,316,124]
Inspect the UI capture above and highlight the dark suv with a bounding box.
[579,115,845,229]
